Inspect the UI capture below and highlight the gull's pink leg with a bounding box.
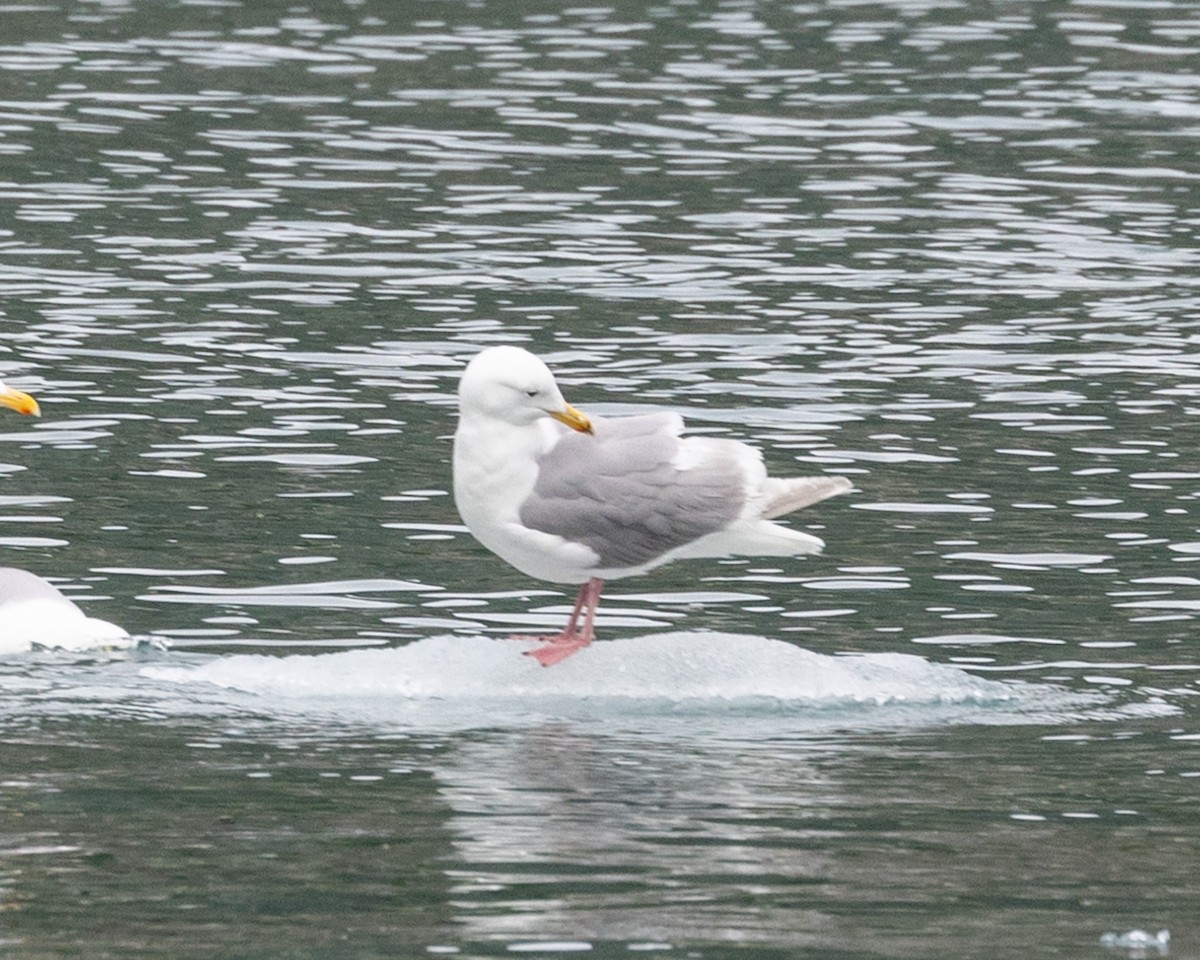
[561,582,589,636]
[507,578,605,667]
[528,578,603,667]
[506,582,587,644]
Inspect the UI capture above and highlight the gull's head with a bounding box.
[0,381,39,418]
[458,346,592,434]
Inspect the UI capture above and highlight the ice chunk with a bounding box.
[1100,929,1169,957]
[137,629,1120,733]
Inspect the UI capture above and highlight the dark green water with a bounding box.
[2,0,1199,956]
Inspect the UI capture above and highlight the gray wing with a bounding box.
[519,414,745,570]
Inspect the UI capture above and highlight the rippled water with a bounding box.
[2,0,1199,956]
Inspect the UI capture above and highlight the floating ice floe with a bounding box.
[138,630,1125,732]
[1100,929,1170,957]
[145,631,1017,703]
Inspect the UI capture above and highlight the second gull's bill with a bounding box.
[452,345,852,666]
[0,380,39,417]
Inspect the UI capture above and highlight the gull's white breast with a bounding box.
[453,417,599,584]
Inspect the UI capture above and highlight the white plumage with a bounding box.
[0,567,131,654]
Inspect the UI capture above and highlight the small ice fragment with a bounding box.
[1100,929,1169,955]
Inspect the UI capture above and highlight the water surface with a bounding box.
[2,0,1199,956]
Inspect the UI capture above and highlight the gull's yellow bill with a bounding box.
[550,403,593,435]
[0,384,40,417]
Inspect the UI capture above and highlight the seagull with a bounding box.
[452,346,851,666]
[0,381,130,651]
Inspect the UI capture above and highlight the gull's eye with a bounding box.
[526,389,540,398]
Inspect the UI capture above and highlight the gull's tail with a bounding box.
[671,474,852,562]
[761,475,853,520]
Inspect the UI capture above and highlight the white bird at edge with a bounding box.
[0,566,131,653]
[452,346,852,667]
[0,380,131,651]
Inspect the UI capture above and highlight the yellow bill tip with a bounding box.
[0,385,39,417]
[550,403,593,435]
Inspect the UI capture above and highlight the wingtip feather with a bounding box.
[761,475,853,520]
